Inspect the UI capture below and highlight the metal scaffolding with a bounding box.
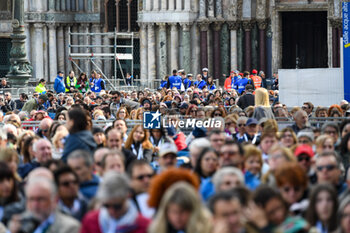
[68,28,135,90]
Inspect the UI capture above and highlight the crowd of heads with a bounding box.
[0,69,350,233]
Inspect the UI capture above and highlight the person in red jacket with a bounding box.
[81,172,150,233]
[224,71,235,90]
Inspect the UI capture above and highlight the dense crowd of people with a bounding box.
[0,67,349,233]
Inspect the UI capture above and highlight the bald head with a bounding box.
[27,167,54,181]
[294,110,308,129]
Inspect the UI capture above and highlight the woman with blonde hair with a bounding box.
[148,182,212,233]
[253,88,274,120]
[279,127,297,148]
[315,134,334,155]
[135,107,145,120]
[124,125,153,162]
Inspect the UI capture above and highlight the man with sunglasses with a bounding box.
[54,166,88,221]
[128,160,155,218]
[81,172,150,233]
[315,151,347,195]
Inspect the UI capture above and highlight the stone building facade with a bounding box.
[0,0,344,87]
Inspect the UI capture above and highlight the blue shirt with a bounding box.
[168,75,182,89]
[236,78,248,94]
[54,76,65,93]
[194,80,206,89]
[231,76,240,90]
[183,78,192,89]
[33,213,55,233]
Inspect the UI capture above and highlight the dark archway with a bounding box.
[282,11,328,69]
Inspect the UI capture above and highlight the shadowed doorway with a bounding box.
[282,11,328,69]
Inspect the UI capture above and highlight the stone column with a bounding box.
[199,22,209,70]
[55,0,61,11]
[266,20,273,80]
[48,23,57,82]
[220,23,229,79]
[176,0,182,11]
[33,23,44,80]
[25,24,31,62]
[60,0,66,10]
[91,24,102,69]
[87,0,93,11]
[154,0,159,10]
[243,20,252,72]
[147,24,156,88]
[170,23,179,70]
[64,24,72,73]
[57,25,65,73]
[43,26,49,81]
[336,20,342,67]
[48,0,55,11]
[213,21,222,79]
[80,23,90,73]
[139,23,148,86]
[66,0,71,11]
[184,0,191,11]
[237,23,244,71]
[258,20,267,72]
[161,0,167,10]
[191,23,200,75]
[157,23,168,79]
[168,0,175,10]
[228,21,239,71]
[71,24,79,73]
[216,0,223,19]
[103,35,111,78]
[199,0,206,19]
[181,23,191,74]
[145,0,151,10]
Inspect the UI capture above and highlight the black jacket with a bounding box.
[237,93,255,110]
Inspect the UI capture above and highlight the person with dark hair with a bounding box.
[54,166,88,221]
[306,184,338,233]
[14,93,28,110]
[62,108,97,162]
[252,185,308,232]
[340,133,350,170]
[76,72,89,94]
[194,147,219,182]
[127,160,155,218]
[67,150,100,200]
[0,162,25,225]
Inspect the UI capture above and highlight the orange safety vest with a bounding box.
[252,75,262,89]
[224,77,232,90]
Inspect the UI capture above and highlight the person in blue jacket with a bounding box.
[193,74,206,90]
[54,71,66,94]
[231,71,240,90]
[62,108,97,162]
[236,72,250,94]
[206,76,216,90]
[168,69,182,89]
[183,74,193,89]
[160,75,169,89]
[90,72,105,94]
